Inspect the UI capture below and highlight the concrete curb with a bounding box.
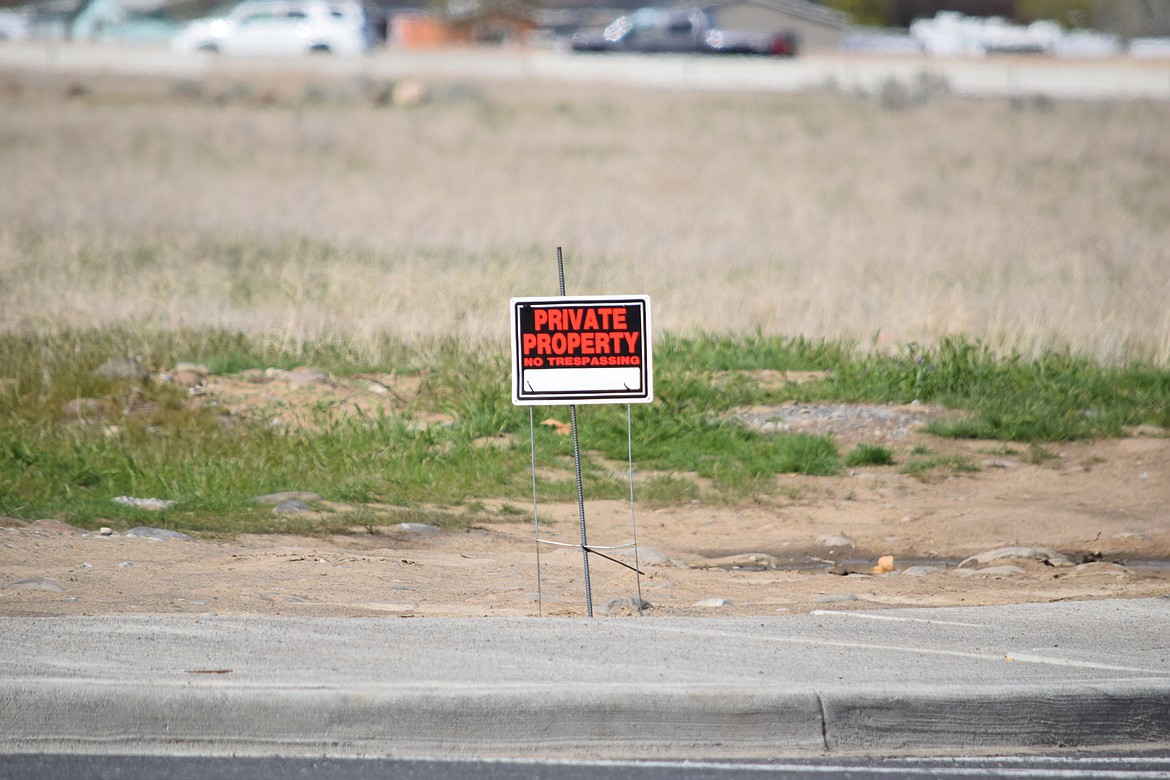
[822,681,1170,753]
[4,679,1170,757]
[2,682,829,757]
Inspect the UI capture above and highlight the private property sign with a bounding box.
[510,295,652,406]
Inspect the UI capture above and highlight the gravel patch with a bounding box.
[734,403,940,440]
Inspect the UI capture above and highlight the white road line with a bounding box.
[900,756,1170,766]
[810,609,985,627]
[643,626,1170,676]
[400,755,1170,777]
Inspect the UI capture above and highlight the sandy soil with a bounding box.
[2,372,1168,618]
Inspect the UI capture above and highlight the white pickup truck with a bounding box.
[570,6,798,57]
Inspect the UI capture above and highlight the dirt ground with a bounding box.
[2,369,1168,618]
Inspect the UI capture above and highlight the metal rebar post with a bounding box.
[558,247,594,617]
[570,403,593,617]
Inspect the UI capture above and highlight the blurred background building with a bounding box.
[1,0,1168,53]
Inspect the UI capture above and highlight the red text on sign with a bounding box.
[522,330,639,357]
[532,307,627,333]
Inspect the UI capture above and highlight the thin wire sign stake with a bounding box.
[626,403,643,609]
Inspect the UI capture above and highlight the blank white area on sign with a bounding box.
[523,367,643,393]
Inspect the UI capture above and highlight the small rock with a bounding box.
[873,555,895,573]
[817,533,854,549]
[117,561,135,568]
[983,459,1016,469]
[113,496,177,511]
[693,598,732,608]
[392,523,440,533]
[958,546,1072,568]
[126,527,192,542]
[953,565,1026,578]
[94,356,148,382]
[99,527,113,536]
[253,492,322,505]
[602,596,652,615]
[901,565,943,576]
[274,500,311,514]
[813,594,858,604]
[705,552,780,570]
[5,577,66,592]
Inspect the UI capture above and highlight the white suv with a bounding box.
[172,0,370,57]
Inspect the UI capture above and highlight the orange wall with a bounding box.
[392,12,536,47]
[392,14,455,48]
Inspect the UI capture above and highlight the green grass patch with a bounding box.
[638,473,703,505]
[1,329,1168,533]
[1023,443,1063,467]
[657,332,853,373]
[844,443,895,467]
[900,453,980,481]
[800,337,1170,441]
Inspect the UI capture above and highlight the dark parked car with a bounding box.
[570,6,798,56]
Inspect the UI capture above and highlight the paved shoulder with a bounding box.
[1,599,1168,757]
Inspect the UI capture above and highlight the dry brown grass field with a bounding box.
[1,67,1168,362]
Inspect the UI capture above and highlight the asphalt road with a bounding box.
[4,753,1170,780]
[0,41,1168,101]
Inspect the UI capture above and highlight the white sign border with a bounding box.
[510,294,653,406]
